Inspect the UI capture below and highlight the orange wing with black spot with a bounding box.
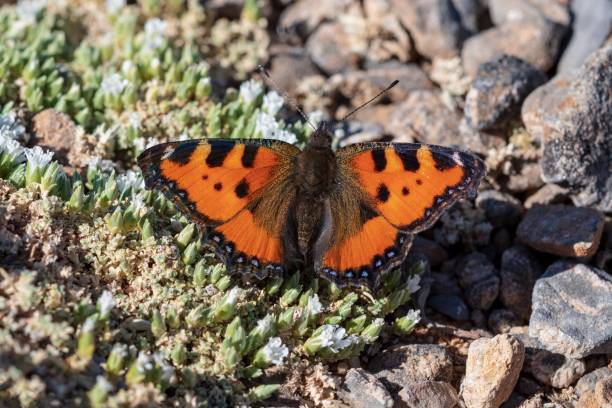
[318,143,484,288]
[138,139,300,278]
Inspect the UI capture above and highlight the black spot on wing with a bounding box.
[372,149,387,172]
[241,145,258,168]
[395,146,420,172]
[206,141,235,167]
[167,140,199,165]
[235,178,249,198]
[214,182,223,191]
[376,183,390,203]
[402,186,410,196]
[430,149,456,171]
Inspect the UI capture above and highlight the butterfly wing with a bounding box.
[138,139,300,278]
[319,142,485,288]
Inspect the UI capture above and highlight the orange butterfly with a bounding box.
[138,129,484,290]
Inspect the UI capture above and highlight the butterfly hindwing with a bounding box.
[318,142,484,288]
[137,139,300,278]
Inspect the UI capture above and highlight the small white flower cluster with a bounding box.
[225,287,243,306]
[94,375,113,393]
[305,294,323,315]
[153,352,175,383]
[404,309,421,324]
[105,0,126,14]
[97,290,116,317]
[143,18,167,50]
[135,351,154,374]
[318,324,361,353]
[101,73,129,96]
[81,316,97,333]
[262,91,284,116]
[15,0,47,25]
[116,170,145,193]
[262,337,289,365]
[24,146,53,171]
[0,112,26,141]
[110,343,128,358]
[256,315,274,333]
[255,112,297,144]
[239,80,263,104]
[127,111,141,129]
[406,274,421,294]
[0,134,25,161]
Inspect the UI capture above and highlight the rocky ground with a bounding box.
[0,0,611,407]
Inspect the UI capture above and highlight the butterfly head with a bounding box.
[307,124,333,149]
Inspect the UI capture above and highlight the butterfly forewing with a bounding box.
[137,138,300,279]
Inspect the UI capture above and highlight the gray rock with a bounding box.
[306,22,358,75]
[488,0,571,27]
[278,0,352,40]
[430,272,461,296]
[524,184,570,209]
[529,262,612,358]
[521,46,612,212]
[558,0,612,73]
[476,189,524,228]
[456,252,500,310]
[595,375,612,407]
[499,245,543,321]
[530,349,586,388]
[575,366,612,397]
[461,20,568,77]
[489,309,522,334]
[465,55,546,131]
[32,109,77,165]
[517,204,605,258]
[451,0,484,33]
[390,0,472,59]
[462,334,525,408]
[339,368,394,408]
[337,121,385,146]
[458,118,508,156]
[331,62,433,108]
[369,344,454,392]
[388,90,462,145]
[268,45,320,96]
[411,236,449,268]
[428,294,470,321]
[397,381,459,408]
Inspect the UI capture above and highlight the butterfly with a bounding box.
[137,128,485,290]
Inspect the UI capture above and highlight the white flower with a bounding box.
[256,315,274,333]
[105,0,126,14]
[305,294,323,316]
[0,112,26,140]
[135,351,153,373]
[406,274,421,294]
[82,316,96,333]
[117,170,144,192]
[255,112,298,144]
[274,129,298,144]
[371,318,385,329]
[127,111,141,129]
[97,290,116,317]
[95,375,113,393]
[225,287,243,305]
[318,324,353,353]
[262,91,283,115]
[143,18,167,50]
[153,352,175,383]
[404,309,421,324]
[16,0,46,23]
[239,80,263,104]
[0,135,25,161]
[101,73,128,96]
[130,194,146,214]
[110,343,128,358]
[150,58,161,69]
[262,337,289,365]
[24,146,53,170]
[121,60,134,75]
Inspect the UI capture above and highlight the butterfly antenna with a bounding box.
[339,80,399,123]
[258,65,317,131]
